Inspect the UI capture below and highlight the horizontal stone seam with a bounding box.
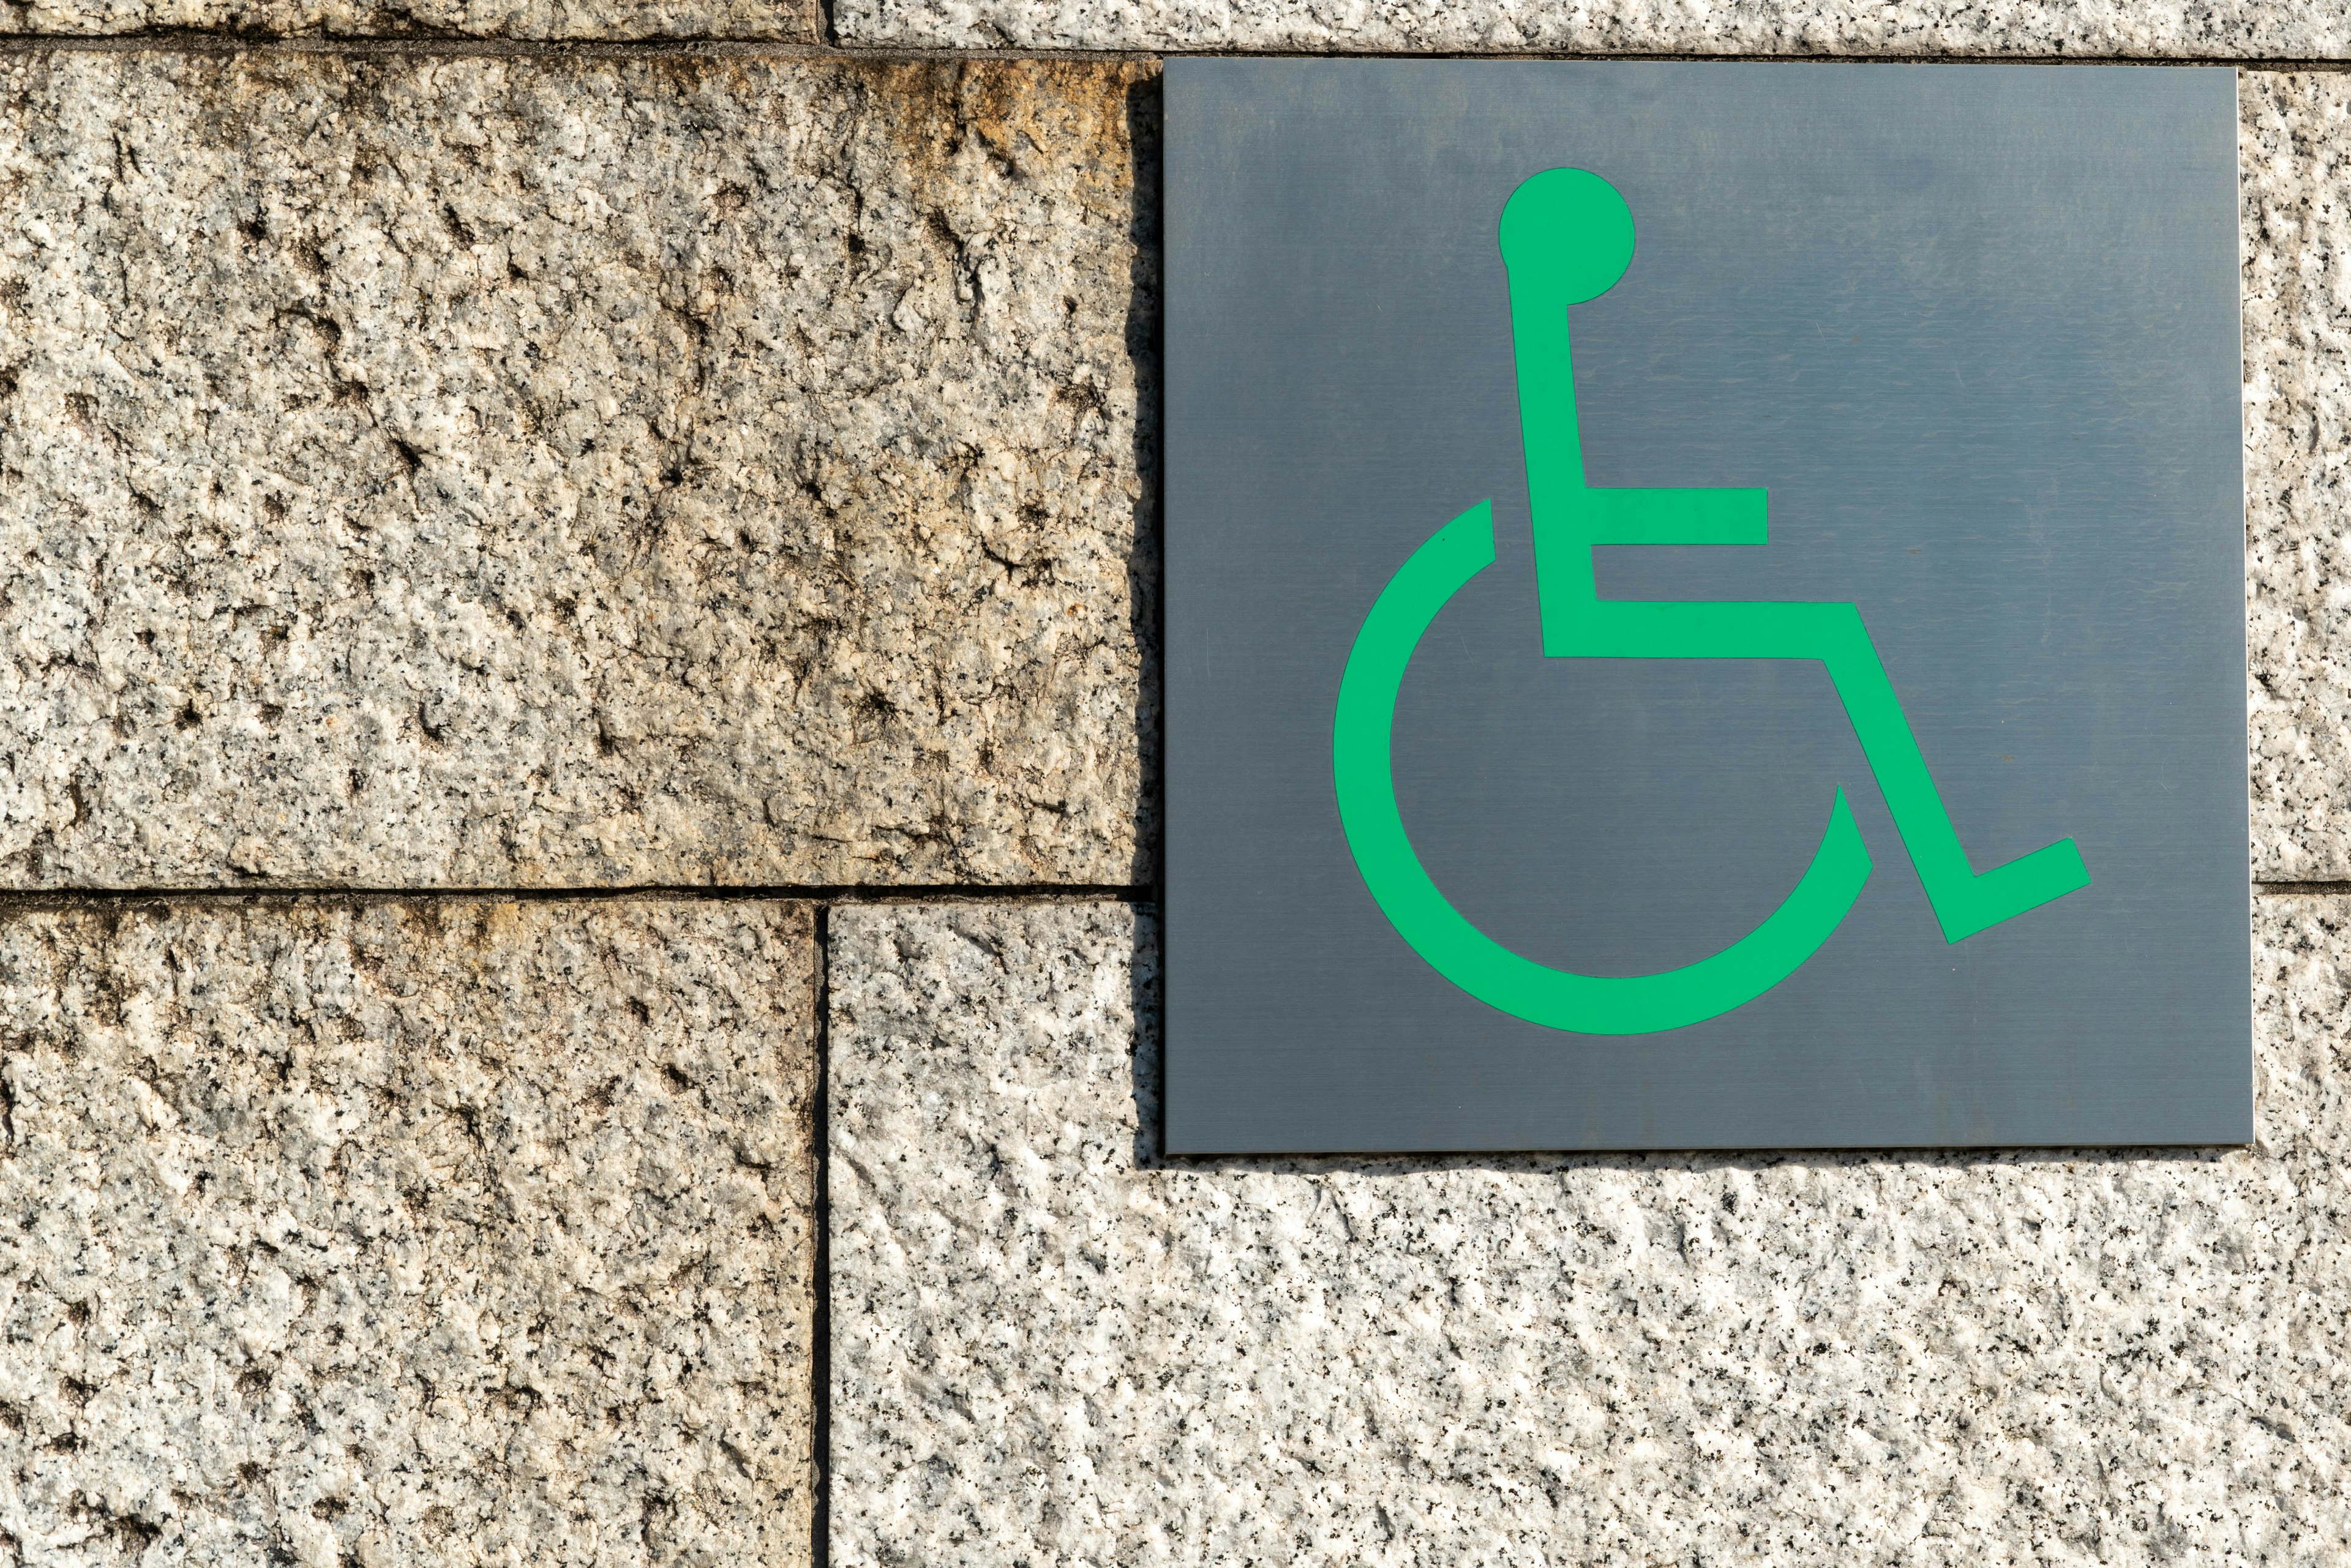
[0,31,1158,58]
[0,884,1157,910]
[0,883,2319,903]
[5,35,2351,66]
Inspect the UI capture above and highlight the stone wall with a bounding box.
[0,6,2338,1568]
[0,899,817,1562]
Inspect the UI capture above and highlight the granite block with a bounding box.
[0,53,1153,889]
[837,0,2351,62]
[2247,72,2351,881]
[0,898,816,1565]
[830,900,2341,1566]
[2,0,811,40]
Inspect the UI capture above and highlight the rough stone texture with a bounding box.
[0,898,817,1566]
[2248,73,2351,882]
[0,53,1153,890]
[0,0,811,39]
[839,0,2351,58]
[831,900,2345,1566]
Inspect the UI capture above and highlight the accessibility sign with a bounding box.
[1164,61,2250,1152]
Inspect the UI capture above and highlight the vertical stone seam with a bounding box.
[811,901,835,1568]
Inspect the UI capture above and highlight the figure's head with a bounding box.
[1498,168,1635,304]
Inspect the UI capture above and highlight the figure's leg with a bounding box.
[1804,605,2088,941]
[1571,599,2089,942]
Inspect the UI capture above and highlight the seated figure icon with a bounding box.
[1332,167,2093,1036]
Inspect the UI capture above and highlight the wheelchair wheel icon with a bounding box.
[1333,168,2091,1035]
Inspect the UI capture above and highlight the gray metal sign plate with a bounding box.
[1163,60,2249,1153]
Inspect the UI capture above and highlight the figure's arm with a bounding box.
[1534,487,1769,642]
[1572,487,1768,546]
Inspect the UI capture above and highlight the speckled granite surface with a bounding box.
[0,899,816,1566]
[837,0,2350,59]
[2247,72,2351,882]
[4,55,2347,885]
[10,0,2344,53]
[0,0,810,37]
[0,30,2330,1568]
[0,53,1153,889]
[829,901,2330,1566]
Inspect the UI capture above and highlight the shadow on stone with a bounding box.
[1123,67,1166,896]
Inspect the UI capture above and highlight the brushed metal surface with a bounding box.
[1163,59,2249,1152]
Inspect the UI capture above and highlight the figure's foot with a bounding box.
[1933,839,2091,943]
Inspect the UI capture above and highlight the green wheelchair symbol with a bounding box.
[1333,168,2091,1036]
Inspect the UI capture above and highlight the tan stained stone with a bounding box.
[829,899,2340,1566]
[0,53,1154,890]
[0,898,816,1565]
[7,54,2347,885]
[1,0,811,39]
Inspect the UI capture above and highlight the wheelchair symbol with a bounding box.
[1333,168,2091,1035]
